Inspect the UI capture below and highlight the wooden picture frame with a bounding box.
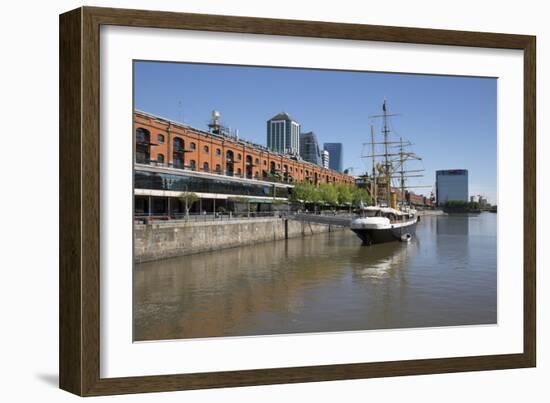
[59,6,536,396]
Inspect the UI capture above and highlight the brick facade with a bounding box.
[134,111,355,186]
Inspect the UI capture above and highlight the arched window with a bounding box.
[226,150,234,176]
[203,145,209,153]
[263,160,267,166]
[245,155,253,179]
[270,161,276,175]
[157,134,164,144]
[255,158,259,165]
[215,164,221,173]
[190,142,196,150]
[216,148,221,156]
[173,137,185,169]
[157,154,164,164]
[189,160,196,170]
[203,162,209,172]
[135,128,150,164]
[237,168,242,176]
[237,153,242,161]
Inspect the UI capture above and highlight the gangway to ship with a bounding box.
[289,213,353,228]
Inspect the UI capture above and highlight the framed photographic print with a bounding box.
[59,6,536,396]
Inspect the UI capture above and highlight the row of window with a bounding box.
[144,131,236,157]
[149,155,325,178]
[134,170,290,198]
[150,156,246,175]
[136,127,348,183]
[148,157,321,180]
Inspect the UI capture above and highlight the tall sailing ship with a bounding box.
[351,99,426,245]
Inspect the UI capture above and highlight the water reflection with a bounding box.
[134,213,497,341]
[351,241,417,282]
[436,214,470,235]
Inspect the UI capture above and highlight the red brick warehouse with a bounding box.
[134,111,355,186]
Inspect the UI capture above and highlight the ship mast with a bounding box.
[382,99,391,207]
[399,137,405,208]
[370,124,377,206]
[362,99,429,209]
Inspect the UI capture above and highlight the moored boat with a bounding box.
[350,99,428,245]
[351,206,419,245]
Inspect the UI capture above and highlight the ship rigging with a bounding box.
[350,99,429,245]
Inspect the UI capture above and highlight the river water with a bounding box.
[134,213,497,341]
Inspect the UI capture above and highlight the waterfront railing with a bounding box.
[134,210,357,225]
[134,211,287,224]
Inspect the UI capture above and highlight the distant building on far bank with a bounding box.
[323,143,343,172]
[436,169,469,206]
[321,149,330,169]
[470,194,489,206]
[267,112,300,156]
[300,131,322,165]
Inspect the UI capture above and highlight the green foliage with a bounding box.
[290,182,316,203]
[290,182,371,208]
[352,187,372,207]
[309,185,322,204]
[319,183,338,206]
[178,191,199,216]
[336,183,354,205]
[178,191,199,205]
[443,200,481,211]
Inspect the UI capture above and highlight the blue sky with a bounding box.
[134,61,497,203]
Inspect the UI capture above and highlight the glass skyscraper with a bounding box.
[266,112,300,156]
[323,143,343,172]
[321,149,330,169]
[299,131,322,165]
[436,169,469,205]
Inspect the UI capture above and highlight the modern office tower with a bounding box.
[323,143,343,172]
[321,149,330,169]
[436,169,469,205]
[300,131,322,165]
[267,112,300,155]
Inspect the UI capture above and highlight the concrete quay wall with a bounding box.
[135,217,343,262]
